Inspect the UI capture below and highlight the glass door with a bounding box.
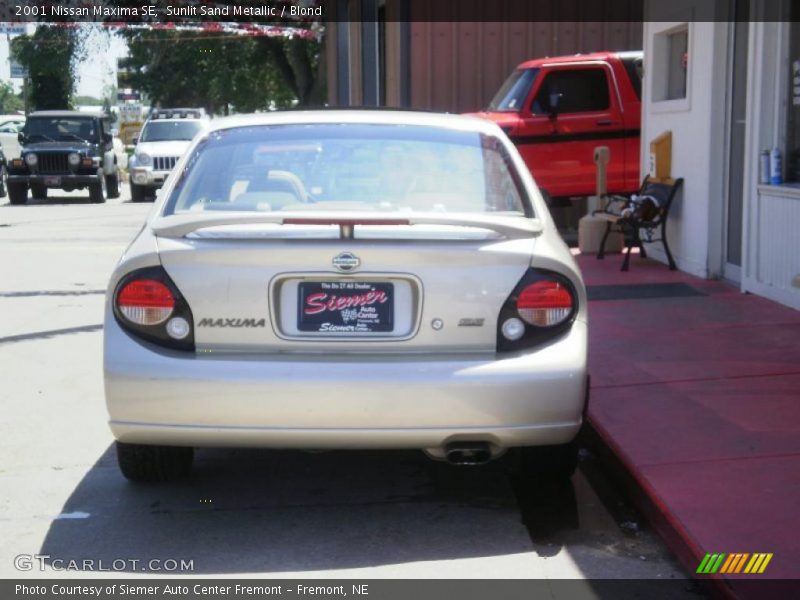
[724,1,749,282]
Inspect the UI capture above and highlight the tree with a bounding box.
[11,26,85,111]
[118,29,324,113]
[0,82,24,114]
[253,36,326,107]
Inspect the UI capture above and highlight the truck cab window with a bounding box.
[532,68,610,114]
[488,68,539,111]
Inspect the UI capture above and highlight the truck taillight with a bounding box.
[516,280,574,327]
[497,270,579,352]
[112,267,194,351]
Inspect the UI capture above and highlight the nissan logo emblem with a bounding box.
[332,252,360,272]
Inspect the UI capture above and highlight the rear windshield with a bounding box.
[140,120,204,142]
[164,124,530,217]
[487,68,539,111]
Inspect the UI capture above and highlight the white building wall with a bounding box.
[642,0,800,310]
[640,9,730,278]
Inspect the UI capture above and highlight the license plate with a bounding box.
[44,176,61,186]
[298,281,394,333]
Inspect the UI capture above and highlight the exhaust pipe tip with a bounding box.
[444,442,492,466]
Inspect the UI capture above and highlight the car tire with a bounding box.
[0,165,7,198]
[7,182,27,205]
[130,182,147,203]
[508,441,579,481]
[105,170,120,199]
[89,173,106,204]
[30,183,47,200]
[116,441,194,482]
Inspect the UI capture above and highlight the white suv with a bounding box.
[129,108,209,202]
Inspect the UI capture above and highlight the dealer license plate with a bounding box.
[298,281,394,333]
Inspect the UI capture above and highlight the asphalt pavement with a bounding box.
[0,186,697,585]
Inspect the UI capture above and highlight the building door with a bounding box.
[724,2,749,282]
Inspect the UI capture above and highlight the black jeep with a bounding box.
[7,111,120,205]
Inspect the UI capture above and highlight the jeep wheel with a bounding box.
[106,170,120,199]
[89,172,106,204]
[130,182,147,203]
[30,183,47,200]
[7,182,27,205]
[0,165,7,198]
[116,441,194,482]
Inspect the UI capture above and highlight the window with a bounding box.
[531,68,610,115]
[140,121,204,142]
[23,117,99,143]
[165,124,530,217]
[652,24,690,104]
[666,29,688,100]
[787,12,800,181]
[488,68,539,111]
[0,121,22,133]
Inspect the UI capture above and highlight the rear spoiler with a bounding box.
[151,212,543,239]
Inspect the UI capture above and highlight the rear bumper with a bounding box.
[104,316,588,454]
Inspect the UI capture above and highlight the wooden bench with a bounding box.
[594,176,683,271]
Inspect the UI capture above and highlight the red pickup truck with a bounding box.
[471,51,643,199]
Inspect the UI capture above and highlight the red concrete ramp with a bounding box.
[581,254,800,598]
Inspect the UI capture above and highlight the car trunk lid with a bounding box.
[154,215,539,354]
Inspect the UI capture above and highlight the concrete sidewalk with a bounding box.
[578,251,800,598]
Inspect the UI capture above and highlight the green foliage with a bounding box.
[73,95,103,106]
[0,82,24,113]
[118,30,324,114]
[11,26,87,111]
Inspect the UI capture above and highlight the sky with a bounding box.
[75,26,129,99]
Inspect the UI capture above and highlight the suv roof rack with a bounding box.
[149,108,207,120]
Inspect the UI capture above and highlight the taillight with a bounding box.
[497,269,578,352]
[113,267,194,351]
[117,279,175,325]
[516,280,573,327]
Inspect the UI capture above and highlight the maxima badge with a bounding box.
[332,251,360,272]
